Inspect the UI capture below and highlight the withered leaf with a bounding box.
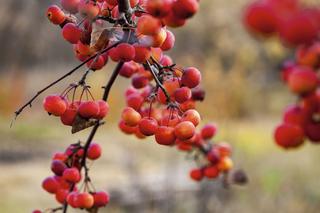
[71,114,97,134]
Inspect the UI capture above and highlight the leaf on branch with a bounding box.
[71,114,97,134]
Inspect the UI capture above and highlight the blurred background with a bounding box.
[1,0,320,212]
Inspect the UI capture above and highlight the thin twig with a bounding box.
[12,41,122,126]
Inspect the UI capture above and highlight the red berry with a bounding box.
[288,68,318,95]
[117,43,135,62]
[78,0,100,19]
[274,123,305,149]
[138,117,158,136]
[42,176,60,194]
[204,166,220,179]
[160,30,175,51]
[121,107,142,126]
[62,23,82,44]
[74,192,94,209]
[94,100,110,119]
[78,101,100,118]
[32,210,42,213]
[86,55,107,70]
[93,191,110,207]
[155,126,176,145]
[283,105,306,127]
[146,0,172,18]
[55,189,69,204]
[61,0,80,14]
[174,121,196,140]
[201,123,217,139]
[67,191,79,208]
[60,104,78,126]
[43,95,67,116]
[174,87,192,103]
[119,120,137,134]
[47,5,66,25]
[181,109,201,126]
[305,122,320,143]
[51,160,67,176]
[62,168,81,183]
[189,168,203,181]
[87,143,102,160]
[172,0,199,19]
[181,67,201,88]
[137,15,162,35]
[133,45,151,63]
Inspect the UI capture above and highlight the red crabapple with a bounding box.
[47,5,66,25]
[162,11,186,28]
[61,0,80,14]
[204,166,220,179]
[201,123,217,139]
[181,109,201,126]
[42,176,60,194]
[93,191,110,207]
[189,168,203,181]
[155,126,176,145]
[43,95,67,116]
[62,168,81,183]
[78,0,100,19]
[146,0,172,18]
[133,45,151,63]
[121,107,142,126]
[174,87,192,103]
[87,143,102,160]
[288,68,318,94]
[174,121,196,140]
[74,192,94,209]
[172,0,199,19]
[138,117,158,136]
[78,101,100,118]
[137,15,162,35]
[218,157,234,171]
[160,30,175,51]
[94,100,109,119]
[181,67,201,88]
[305,122,320,142]
[60,104,78,126]
[55,189,69,204]
[274,123,305,148]
[62,23,82,44]
[117,43,136,62]
[119,120,137,134]
[51,160,67,176]
[67,191,79,208]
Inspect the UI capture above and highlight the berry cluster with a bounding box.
[11,0,245,212]
[34,142,109,213]
[244,0,320,46]
[43,84,109,132]
[243,0,320,149]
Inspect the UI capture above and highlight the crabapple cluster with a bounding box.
[43,85,109,128]
[20,0,242,212]
[244,0,320,149]
[36,142,109,213]
[244,0,320,46]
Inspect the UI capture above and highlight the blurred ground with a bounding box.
[1,0,320,212]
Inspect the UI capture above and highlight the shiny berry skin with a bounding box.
[160,30,175,51]
[42,176,60,194]
[288,68,318,95]
[162,11,186,28]
[283,105,306,127]
[243,1,278,37]
[133,45,151,63]
[204,166,220,179]
[181,67,201,88]
[61,0,80,14]
[132,74,149,89]
[87,143,102,160]
[305,122,320,143]
[32,210,42,213]
[181,109,201,126]
[174,121,196,140]
[117,43,135,62]
[119,120,137,134]
[43,95,67,116]
[138,117,158,136]
[137,15,162,35]
[93,191,110,207]
[78,101,100,118]
[94,100,110,119]
[121,107,141,126]
[74,192,94,209]
[60,104,78,126]
[218,157,233,171]
[207,149,220,164]
[55,189,69,204]
[62,168,81,183]
[274,123,305,149]
[172,0,199,19]
[51,160,67,176]
[87,55,107,70]
[174,87,192,103]
[62,23,82,44]
[146,0,172,18]
[47,5,66,25]
[216,142,232,157]
[67,191,79,208]
[201,123,217,139]
[155,126,176,145]
[189,168,203,181]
